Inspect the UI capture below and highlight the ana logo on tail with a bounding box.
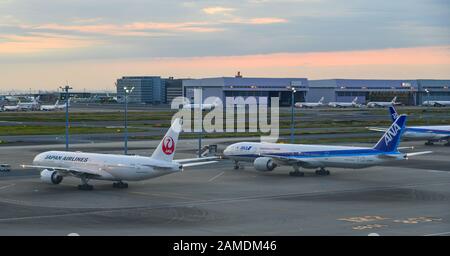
[384,123,401,146]
[162,136,175,155]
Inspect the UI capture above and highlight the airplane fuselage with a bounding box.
[402,126,450,141]
[224,142,404,169]
[33,151,181,181]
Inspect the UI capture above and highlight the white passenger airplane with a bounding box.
[2,103,20,111]
[40,99,70,111]
[366,96,397,108]
[369,106,450,146]
[224,114,431,176]
[423,100,450,107]
[295,97,324,108]
[22,118,217,190]
[182,98,221,111]
[328,97,360,108]
[8,96,41,111]
[40,100,60,111]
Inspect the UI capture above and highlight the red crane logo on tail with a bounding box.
[162,136,175,155]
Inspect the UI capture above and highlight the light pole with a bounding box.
[123,86,134,155]
[290,87,296,143]
[59,85,72,151]
[425,88,430,125]
[198,87,203,158]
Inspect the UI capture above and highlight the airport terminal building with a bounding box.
[116,76,166,104]
[182,77,450,106]
[182,77,309,106]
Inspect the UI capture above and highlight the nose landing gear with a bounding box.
[315,167,330,176]
[113,181,129,189]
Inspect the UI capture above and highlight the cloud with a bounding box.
[4,45,448,91]
[0,33,99,54]
[21,21,224,36]
[246,18,288,24]
[131,45,450,69]
[202,6,235,15]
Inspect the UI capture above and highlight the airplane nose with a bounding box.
[223,146,231,156]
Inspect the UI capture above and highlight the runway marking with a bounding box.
[352,224,387,230]
[130,191,197,201]
[427,170,450,174]
[1,181,450,222]
[208,171,225,182]
[0,184,15,190]
[424,231,450,236]
[339,216,388,223]
[393,217,442,224]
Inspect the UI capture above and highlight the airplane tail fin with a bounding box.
[150,118,183,162]
[318,97,324,103]
[352,97,358,103]
[388,106,399,122]
[373,114,407,152]
[391,96,397,103]
[55,100,59,106]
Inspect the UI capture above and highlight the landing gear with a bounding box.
[233,161,244,170]
[113,181,129,189]
[315,167,330,176]
[425,140,434,146]
[77,176,93,190]
[289,165,304,177]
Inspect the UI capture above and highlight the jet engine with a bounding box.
[40,169,63,184]
[253,157,276,171]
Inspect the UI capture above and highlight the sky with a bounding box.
[0,0,449,91]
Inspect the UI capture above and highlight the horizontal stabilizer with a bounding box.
[175,156,219,164]
[182,161,219,167]
[368,127,388,132]
[406,151,433,157]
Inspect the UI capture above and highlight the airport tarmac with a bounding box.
[0,139,449,235]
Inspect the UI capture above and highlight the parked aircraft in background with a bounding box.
[367,96,397,108]
[182,98,221,110]
[295,97,324,108]
[328,97,361,108]
[22,118,217,190]
[368,106,450,146]
[40,100,60,111]
[56,98,70,110]
[224,115,431,176]
[423,100,450,107]
[2,103,20,111]
[17,96,40,110]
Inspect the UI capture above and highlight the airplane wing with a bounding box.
[21,164,102,177]
[259,154,307,166]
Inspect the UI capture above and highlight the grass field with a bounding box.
[0,107,449,140]
[0,126,145,136]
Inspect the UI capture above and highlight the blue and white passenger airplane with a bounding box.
[370,106,450,146]
[224,115,432,176]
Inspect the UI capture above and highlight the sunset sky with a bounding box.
[0,0,449,91]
